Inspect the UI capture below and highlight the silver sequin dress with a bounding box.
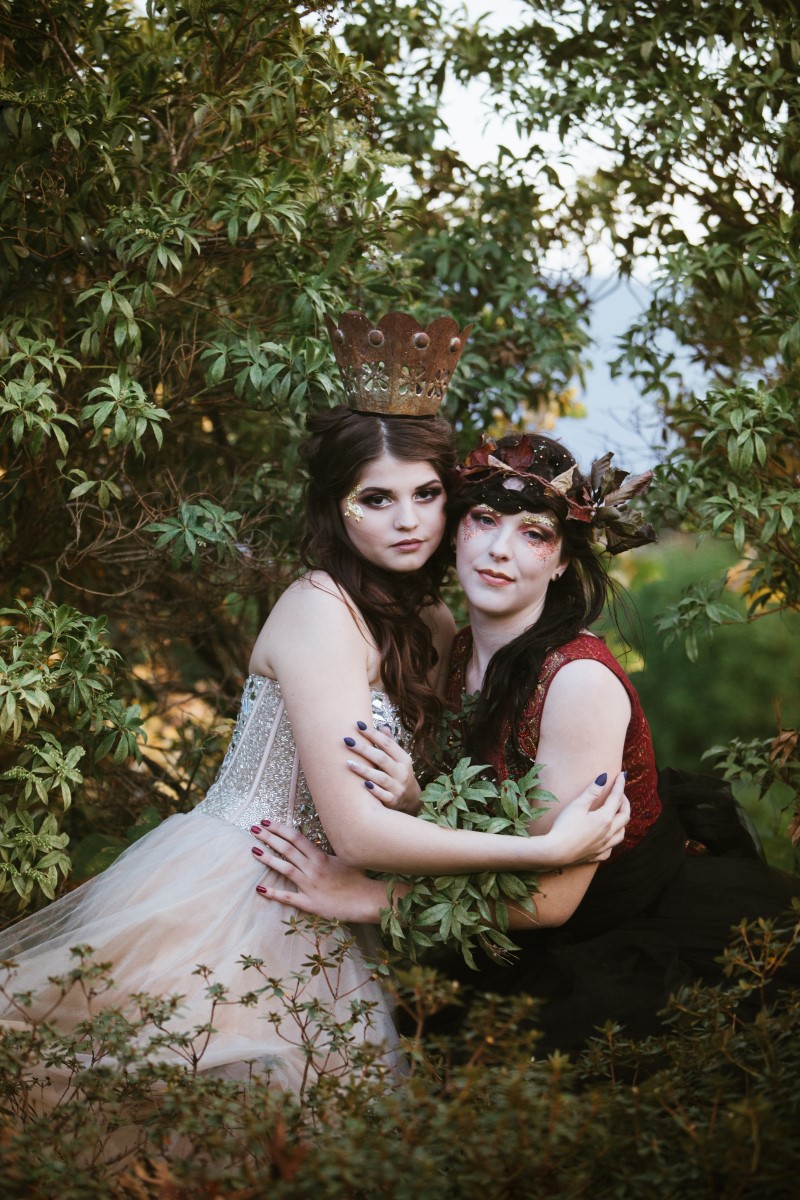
[0,676,404,1093]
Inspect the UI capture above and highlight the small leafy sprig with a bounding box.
[379,759,555,969]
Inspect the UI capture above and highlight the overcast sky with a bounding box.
[436,1,664,469]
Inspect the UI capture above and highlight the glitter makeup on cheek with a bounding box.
[343,485,365,522]
[459,513,488,541]
[525,540,560,560]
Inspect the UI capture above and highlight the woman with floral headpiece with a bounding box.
[252,432,799,1053]
[0,323,628,1104]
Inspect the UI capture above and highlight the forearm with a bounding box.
[330,804,566,874]
[507,863,597,929]
[342,875,410,924]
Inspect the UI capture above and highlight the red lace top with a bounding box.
[446,629,662,857]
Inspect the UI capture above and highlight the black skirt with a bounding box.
[417,770,800,1053]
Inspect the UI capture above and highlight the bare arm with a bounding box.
[255,656,632,929]
[505,656,631,925]
[252,583,627,874]
[530,656,630,832]
[250,799,617,927]
[506,864,597,928]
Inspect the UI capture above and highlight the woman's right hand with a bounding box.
[546,772,630,864]
[342,721,422,815]
[251,822,393,924]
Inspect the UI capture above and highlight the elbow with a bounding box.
[534,904,577,929]
[331,843,369,869]
[325,828,377,870]
[324,805,393,870]
[531,893,582,928]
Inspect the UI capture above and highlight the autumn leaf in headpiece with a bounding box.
[595,509,658,554]
[498,436,542,474]
[461,440,498,472]
[459,434,657,554]
[603,470,654,506]
[589,456,657,554]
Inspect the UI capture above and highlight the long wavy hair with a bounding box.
[300,406,457,770]
[447,434,615,762]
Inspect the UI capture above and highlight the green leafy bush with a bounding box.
[380,759,550,968]
[0,599,144,915]
[0,909,798,1198]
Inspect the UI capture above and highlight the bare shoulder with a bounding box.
[272,571,354,617]
[544,657,631,724]
[249,571,374,677]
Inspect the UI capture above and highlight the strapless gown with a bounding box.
[0,676,403,1093]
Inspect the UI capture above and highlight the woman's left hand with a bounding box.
[251,822,392,924]
[344,721,422,814]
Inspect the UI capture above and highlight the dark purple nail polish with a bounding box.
[250,825,262,834]
[251,846,264,857]
[623,771,628,780]
[256,885,267,895]
[260,819,271,827]
[364,780,375,790]
[344,737,356,747]
[594,773,608,786]
[356,720,368,731]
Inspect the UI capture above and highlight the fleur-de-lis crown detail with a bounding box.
[324,311,472,417]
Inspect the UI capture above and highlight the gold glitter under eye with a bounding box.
[343,484,364,522]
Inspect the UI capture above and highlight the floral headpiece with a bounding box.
[457,434,657,555]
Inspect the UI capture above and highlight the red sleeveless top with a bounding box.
[446,629,661,856]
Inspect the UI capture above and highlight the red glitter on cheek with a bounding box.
[459,519,483,541]
[524,539,560,561]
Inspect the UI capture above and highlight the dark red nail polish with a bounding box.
[250,825,262,834]
[260,819,271,827]
[256,885,267,895]
[251,846,264,857]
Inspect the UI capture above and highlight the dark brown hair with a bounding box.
[300,406,458,769]
[447,434,613,762]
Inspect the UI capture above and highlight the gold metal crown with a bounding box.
[324,310,472,417]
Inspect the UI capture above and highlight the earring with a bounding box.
[344,485,364,523]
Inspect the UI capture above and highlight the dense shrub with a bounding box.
[0,910,799,1197]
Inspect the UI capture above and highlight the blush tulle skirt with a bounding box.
[0,811,401,1096]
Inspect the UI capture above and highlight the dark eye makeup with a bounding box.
[358,483,444,507]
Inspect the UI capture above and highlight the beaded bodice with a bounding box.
[196,675,407,853]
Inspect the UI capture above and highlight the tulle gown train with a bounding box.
[0,677,403,1095]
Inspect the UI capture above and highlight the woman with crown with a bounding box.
[0,314,628,1096]
[251,429,800,1054]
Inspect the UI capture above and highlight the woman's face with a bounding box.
[340,453,447,573]
[456,505,566,629]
